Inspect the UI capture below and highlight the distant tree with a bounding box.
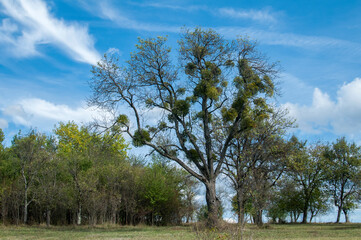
[224,108,293,226]
[54,121,127,225]
[287,138,327,223]
[89,28,277,227]
[137,157,186,225]
[267,179,304,223]
[181,175,199,223]
[32,136,60,227]
[0,129,14,224]
[11,130,50,224]
[54,122,94,225]
[324,137,361,223]
[308,187,329,222]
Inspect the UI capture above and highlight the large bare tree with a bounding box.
[89,28,277,227]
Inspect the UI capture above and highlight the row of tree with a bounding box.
[227,119,361,225]
[0,124,199,226]
[1,28,360,228]
[1,121,359,226]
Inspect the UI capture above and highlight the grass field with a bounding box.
[0,223,360,240]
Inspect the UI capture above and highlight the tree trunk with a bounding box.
[255,209,263,226]
[16,205,20,225]
[309,213,314,223]
[236,190,245,226]
[302,202,308,223]
[1,195,7,225]
[24,190,28,224]
[46,209,51,227]
[111,205,116,224]
[205,180,220,228]
[77,205,82,225]
[336,206,342,223]
[343,209,350,223]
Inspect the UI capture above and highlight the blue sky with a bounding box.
[1,0,361,145]
[0,0,361,222]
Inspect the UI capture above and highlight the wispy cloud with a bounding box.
[283,78,361,136]
[77,0,361,55]
[218,7,277,24]
[2,98,111,130]
[217,27,361,54]
[98,1,180,32]
[0,0,100,64]
[134,2,278,24]
[76,0,180,33]
[133,2,207,12]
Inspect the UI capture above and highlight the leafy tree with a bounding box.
[33,136,66,227]
[287,138,327,223]
[137,157,185,225]
[54,122,93,225]
[55,121,128,225]
[308,187,329,222]
[11,130,50,224]
[324,137,361,223]
[224,108,293,226]
[0,129,14,224]
[89,28,277,227]
[267,181,297,223]
[181,174,199,223]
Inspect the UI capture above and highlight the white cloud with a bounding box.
[283,78,361,136]
[3,98,111,131]
[0,0,100,64]
[219,8,277,24]
[0,118,8,129]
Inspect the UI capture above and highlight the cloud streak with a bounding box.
[134,2,278,24]
[79,1,361,55]
[218,7,277,24]
[217,27,361,56]
[97,1,180,33]
[0,0,100,64]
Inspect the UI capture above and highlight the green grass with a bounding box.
[241,223,361,240]
[0,223,360,240]
[0,225,195,240]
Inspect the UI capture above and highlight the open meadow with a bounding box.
[0,223,360,240]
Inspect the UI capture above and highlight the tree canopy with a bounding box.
[89,28,278,227]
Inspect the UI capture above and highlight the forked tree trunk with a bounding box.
[205,180,220,228]
[336,206,342,223]
[343,209,350,223]
[309,214,314,223]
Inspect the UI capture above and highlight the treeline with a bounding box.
[0,123,198,226]
[0,121,360,227]
[227,119,361,225]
